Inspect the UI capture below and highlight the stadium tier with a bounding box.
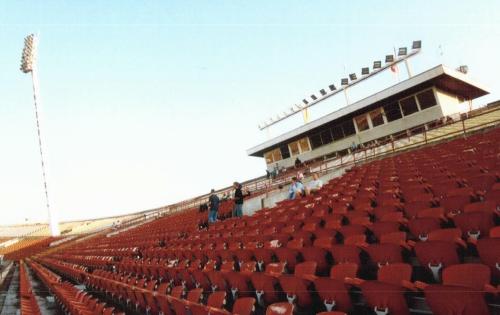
[0,125,496,314]
[1,63,500,314]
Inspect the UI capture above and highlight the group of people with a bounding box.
[207,182,250,223]
[206,164,324,224]
[288,172,323,199]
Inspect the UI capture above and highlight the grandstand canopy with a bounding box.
[247,64,488,164]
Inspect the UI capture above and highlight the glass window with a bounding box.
[288,141,300,156]
[264,148,281,164]
[383,102,403,122]
[320,129,333,145]
[355,114,370,132]
[298,138,311,153]
[369,108,385,127]
[280,144,290,159]
[400,96,419,116]
[310,133,322,149]
[271,148,282,162]
[342,120,356,136]
[417,89,437,110]
[264,152,273,164]
[331,125,344,140]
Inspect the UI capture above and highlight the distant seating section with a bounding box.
[0,237,58,261]
[12,127,500,314]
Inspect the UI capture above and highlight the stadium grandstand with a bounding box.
[1,35,500,314]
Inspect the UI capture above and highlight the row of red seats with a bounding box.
[41,127,500,314]
[27,259,123,315]
[19,260,42,315]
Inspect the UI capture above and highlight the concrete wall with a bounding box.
[436,88,473,116]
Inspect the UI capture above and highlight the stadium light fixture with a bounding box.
[258,40,423,130]
[20,34,60,237]
[456,65,469,74]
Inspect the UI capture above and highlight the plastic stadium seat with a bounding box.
[408,217,441,241]
[250,262,285,306]
[279,261,317,308]
[172,288,203,315]
[265,302,294,315]
[441,263,493,291]
[329,245,361,265]
[224,261,256,299]
[300,245,330,275]
[414,240,461,281]
[206,291,228,309]
[463,201,498,215]
[453,211,494,240]
[476,238,500,279]
[364,243,404,267]
[424,285,490,315]
[231,297,256,315]
[369,221,401,240]
[314,263,358,313]
[359,263,413,315]
[275,238,303,272]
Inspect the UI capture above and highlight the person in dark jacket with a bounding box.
[208,189,220,223]
[233,182,250,218]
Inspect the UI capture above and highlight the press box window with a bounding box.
[320,129,333,145]
[416,89,437,110]
[280,144,291,159]
[369,108,385,127]
[264,148,282,164]
[264,152,273,164]
[400,96,419,116]
[288,141,300,156]
[310,133,323,149]
[298,138,311,153]
[383,102,403,122]
[355,114,370,132]
[331,125,344,140]
[342,120,357,137]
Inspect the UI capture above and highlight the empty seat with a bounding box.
[424,285,490,315]
[250,262,285,306]
[314,263,358,313]
[279,261,317,308]
[359,263,413,315]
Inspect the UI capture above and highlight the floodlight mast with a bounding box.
[20,34,60,237]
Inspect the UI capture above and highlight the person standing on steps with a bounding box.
[208,189,220,223]
[233,182,250,218]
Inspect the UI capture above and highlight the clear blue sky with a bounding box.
[0,1,499,224]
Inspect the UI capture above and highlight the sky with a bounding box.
[0,1,499,225]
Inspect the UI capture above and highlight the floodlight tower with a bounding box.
[20,34,60,236]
